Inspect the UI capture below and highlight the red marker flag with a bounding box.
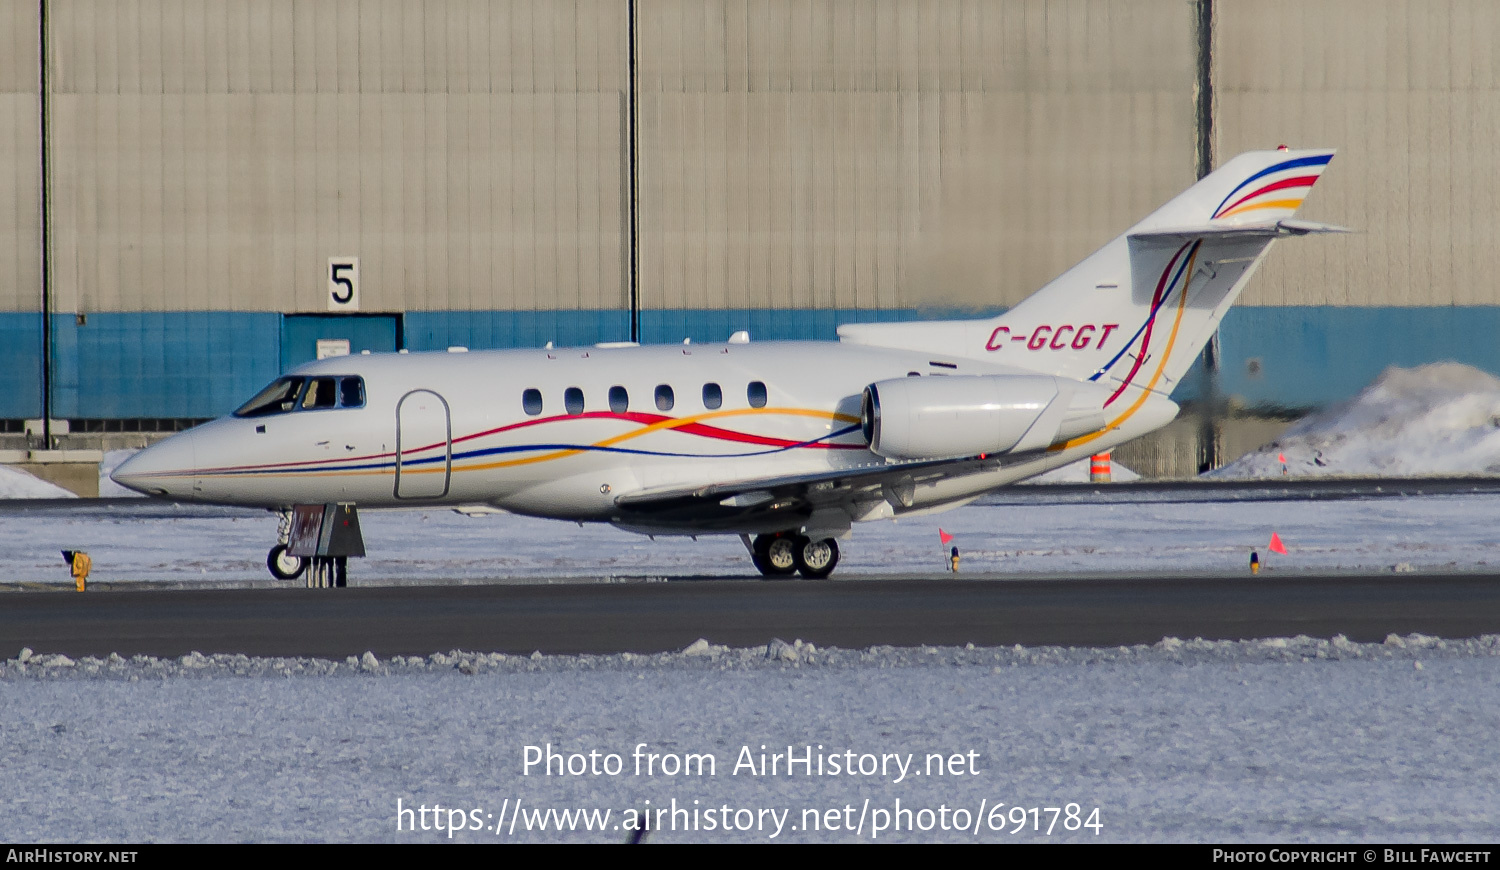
[939,529,954,545]
[1268,532,1287,554]
[1277,453,1287,463]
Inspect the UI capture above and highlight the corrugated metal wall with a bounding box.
[46,0,629,315]
[1216,0,1500,308]
[0,0,41,417]
[0,0,38,312]
[41,0,1195,321]
[10,0,1500,420]
[637,0,1196,317]
[1204,0,1500,408]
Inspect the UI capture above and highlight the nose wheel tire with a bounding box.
[267,544,307,580]
[794,537,839,579]
[752,534,800,577]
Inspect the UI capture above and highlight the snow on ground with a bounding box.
[3,495,1496,843]
[3,634,1498,843]
[1,492,1497,586]
[0,465,76,499]
[1216,363,1500,478]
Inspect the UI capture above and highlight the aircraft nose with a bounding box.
[110,431,198,497]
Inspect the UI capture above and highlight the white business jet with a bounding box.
[113,149,1343,579]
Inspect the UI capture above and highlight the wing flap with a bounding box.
[613,456,964,509]
[609,455,1007,533]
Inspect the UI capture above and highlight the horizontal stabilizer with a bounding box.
[837,149,1340,393]
[1130,219,1353,242]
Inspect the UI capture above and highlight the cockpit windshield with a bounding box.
[234,377,304,417]
[234,376,366,417]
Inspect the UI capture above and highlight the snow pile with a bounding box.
[1021,456,1139,484]
[1215,363,1500,478]
[0,465,76,499]
[98,449,145,497]
[2,633,1493,682]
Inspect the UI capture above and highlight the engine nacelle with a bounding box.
[861,374,1112,460]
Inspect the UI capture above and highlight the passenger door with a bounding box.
[395,389,451,499]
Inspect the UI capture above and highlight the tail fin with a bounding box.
[838,149,1344,402]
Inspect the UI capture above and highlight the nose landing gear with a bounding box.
[267,543,307,580]
[267,504,363,586]
[267,509,307,580]
[748,532,840,579]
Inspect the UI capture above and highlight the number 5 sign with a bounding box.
[328,257,360,311]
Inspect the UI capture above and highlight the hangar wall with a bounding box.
[4,0,1200,421]
[32,0,631,419]
[634,0,1195,339]
[3,0,1499,426]
[1206,0,1500,408]
[0,0,41,420]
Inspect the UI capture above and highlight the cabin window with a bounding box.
[702,382,722,410]
[522,388,543,416]
[564,387,585,415]
[339,377,365,408]
[747,380,768,408]
[234,377,304,417]
[655,384,674,412]
[608,385,629,414]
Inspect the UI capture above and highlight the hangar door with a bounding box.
[281,314,401,373]
[395,390,451,499]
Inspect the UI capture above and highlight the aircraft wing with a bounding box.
[609,453,1008,536]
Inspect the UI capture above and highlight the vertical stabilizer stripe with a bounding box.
[1211,153,1331,218]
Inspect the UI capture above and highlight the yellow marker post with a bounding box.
[63,550,91,591]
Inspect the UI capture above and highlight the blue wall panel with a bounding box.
[638,307,1006,345]
[50,312,281,419]
[404,310,631,351]
[11,306,1500,420]
[1212,307,1500,410]
[0,313,43,418]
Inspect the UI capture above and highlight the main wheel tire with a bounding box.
[752,533,799,577]
[267,544,307,580]
[795,537,840,579]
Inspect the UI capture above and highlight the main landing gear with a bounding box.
[748,532,840,579]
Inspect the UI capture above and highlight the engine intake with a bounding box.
[861,374,1111,460]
